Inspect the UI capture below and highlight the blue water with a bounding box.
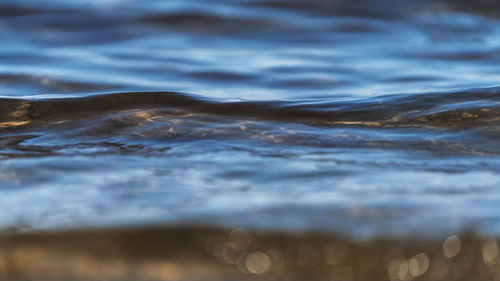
[1,0,500,238]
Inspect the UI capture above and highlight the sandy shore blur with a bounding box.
[0,225,498,281]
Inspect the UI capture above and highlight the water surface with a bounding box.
[1,1,500,279]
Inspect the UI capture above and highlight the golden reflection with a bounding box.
[482,238,499,266]
[0,101,31,128]
[245,251,271,274]
[206,228,253,265]
[0,120,31,128]
[7,102,30,118]
[387,258,411,281]
[236,253,251,274]
[408,253,429,277]
[383,248,404,269]
[321,121,382,127]
[134,110,197,121]
[443,234,461,258]
[134,111,157,122]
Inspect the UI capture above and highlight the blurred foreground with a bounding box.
[1,226,499,281]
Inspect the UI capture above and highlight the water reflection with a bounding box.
[1,0,499,98]
[1,0,500,279]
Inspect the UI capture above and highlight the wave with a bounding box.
[1,87,500,129]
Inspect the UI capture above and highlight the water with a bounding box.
[1,0,500,280]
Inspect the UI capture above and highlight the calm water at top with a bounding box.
[1,0,500,238]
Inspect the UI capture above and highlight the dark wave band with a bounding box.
[1,86,500,129]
